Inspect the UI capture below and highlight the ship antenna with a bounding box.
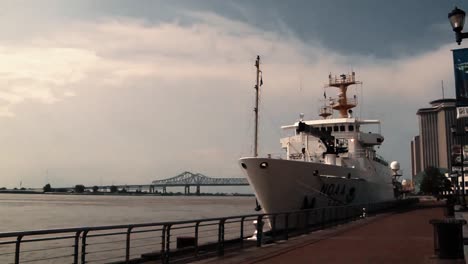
[358,81,363,119]
[326,72,361,118]
[254,55,262,157]
[441,80,445,99]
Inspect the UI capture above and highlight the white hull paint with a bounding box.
[240,157,395,214]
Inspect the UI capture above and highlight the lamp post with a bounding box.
[451,124,468,209]
[449,6,468,45]
[447,172,460,204]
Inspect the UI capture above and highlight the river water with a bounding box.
[0,193,256,232]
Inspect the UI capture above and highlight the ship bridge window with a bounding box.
[333,126,339,132]
[340,125,345,131]
[336,138,349,152]
[349,125,354,131]
[336,138,349,146]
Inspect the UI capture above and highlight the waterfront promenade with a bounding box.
[0,198,445,263]
[197,200,454,264]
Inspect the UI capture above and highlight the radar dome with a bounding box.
[390,161,400,171]
[299,113,305,121]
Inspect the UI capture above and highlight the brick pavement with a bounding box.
[195,201,460,264]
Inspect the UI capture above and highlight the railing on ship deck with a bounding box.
[0,199,418,264]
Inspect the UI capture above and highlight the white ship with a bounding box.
[240,56,400,215]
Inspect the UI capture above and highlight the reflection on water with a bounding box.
[0,194,256,232]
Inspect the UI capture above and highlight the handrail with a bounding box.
[329,97,358,106]
[0,198,418,264]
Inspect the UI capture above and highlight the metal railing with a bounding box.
[329,97,358,108]
[0,199,418,264]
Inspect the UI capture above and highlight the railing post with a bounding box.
[285,213,289,240]
[218,219,225,256]
[161,225,166,255]
[256,215,263,247]
[331,207,335,225]
[14,235,23,264]
[126,227,133,263]
[271,214,276,242]
[342,206,346,221]
[337,206,341,223]
[73,231,81,264]
[164,224,172,264]
[321,208,326,229]
[305,210,310,234]
[336,206,340,224]
[240,217,245,248]
[311,209,316,229]
[334,207,338,225]
[195,221,200,257]
[81,230,89,264]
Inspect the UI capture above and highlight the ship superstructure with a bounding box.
[240,57,398,218]
[281,72,385,167]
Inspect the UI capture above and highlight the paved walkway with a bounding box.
[196,201,461,264]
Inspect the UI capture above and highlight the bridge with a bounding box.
[152,171,249,195]
[53,172,249,195]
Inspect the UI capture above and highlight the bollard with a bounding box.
[430,218,466,259]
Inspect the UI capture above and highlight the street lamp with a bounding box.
[449,6,468,45]
[447,172,460,204]
[451,124,468,208]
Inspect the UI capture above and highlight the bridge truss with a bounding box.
[152,171,249,186]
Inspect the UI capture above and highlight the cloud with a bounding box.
[0,11,458,187]
[0,47,98,116]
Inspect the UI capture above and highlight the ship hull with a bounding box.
[239,157,395,215]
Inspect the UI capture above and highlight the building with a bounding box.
[411,98,468,187]
[410,135,421,177]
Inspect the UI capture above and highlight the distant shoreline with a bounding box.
[0,190,41,194]
[0,190,254,197]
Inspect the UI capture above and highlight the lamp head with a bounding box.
[449,6,466,33]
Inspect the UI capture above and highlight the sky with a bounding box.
[0,0,465,188]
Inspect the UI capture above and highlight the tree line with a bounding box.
[43,184,119,193]
[419,166,452,196]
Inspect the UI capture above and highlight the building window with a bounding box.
[340,125,346,131]
[327,127,332,132]
[333,126,339,132]
[349,125,354,131]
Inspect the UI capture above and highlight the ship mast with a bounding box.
[254,56,262,157]
[326,72,361,118]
